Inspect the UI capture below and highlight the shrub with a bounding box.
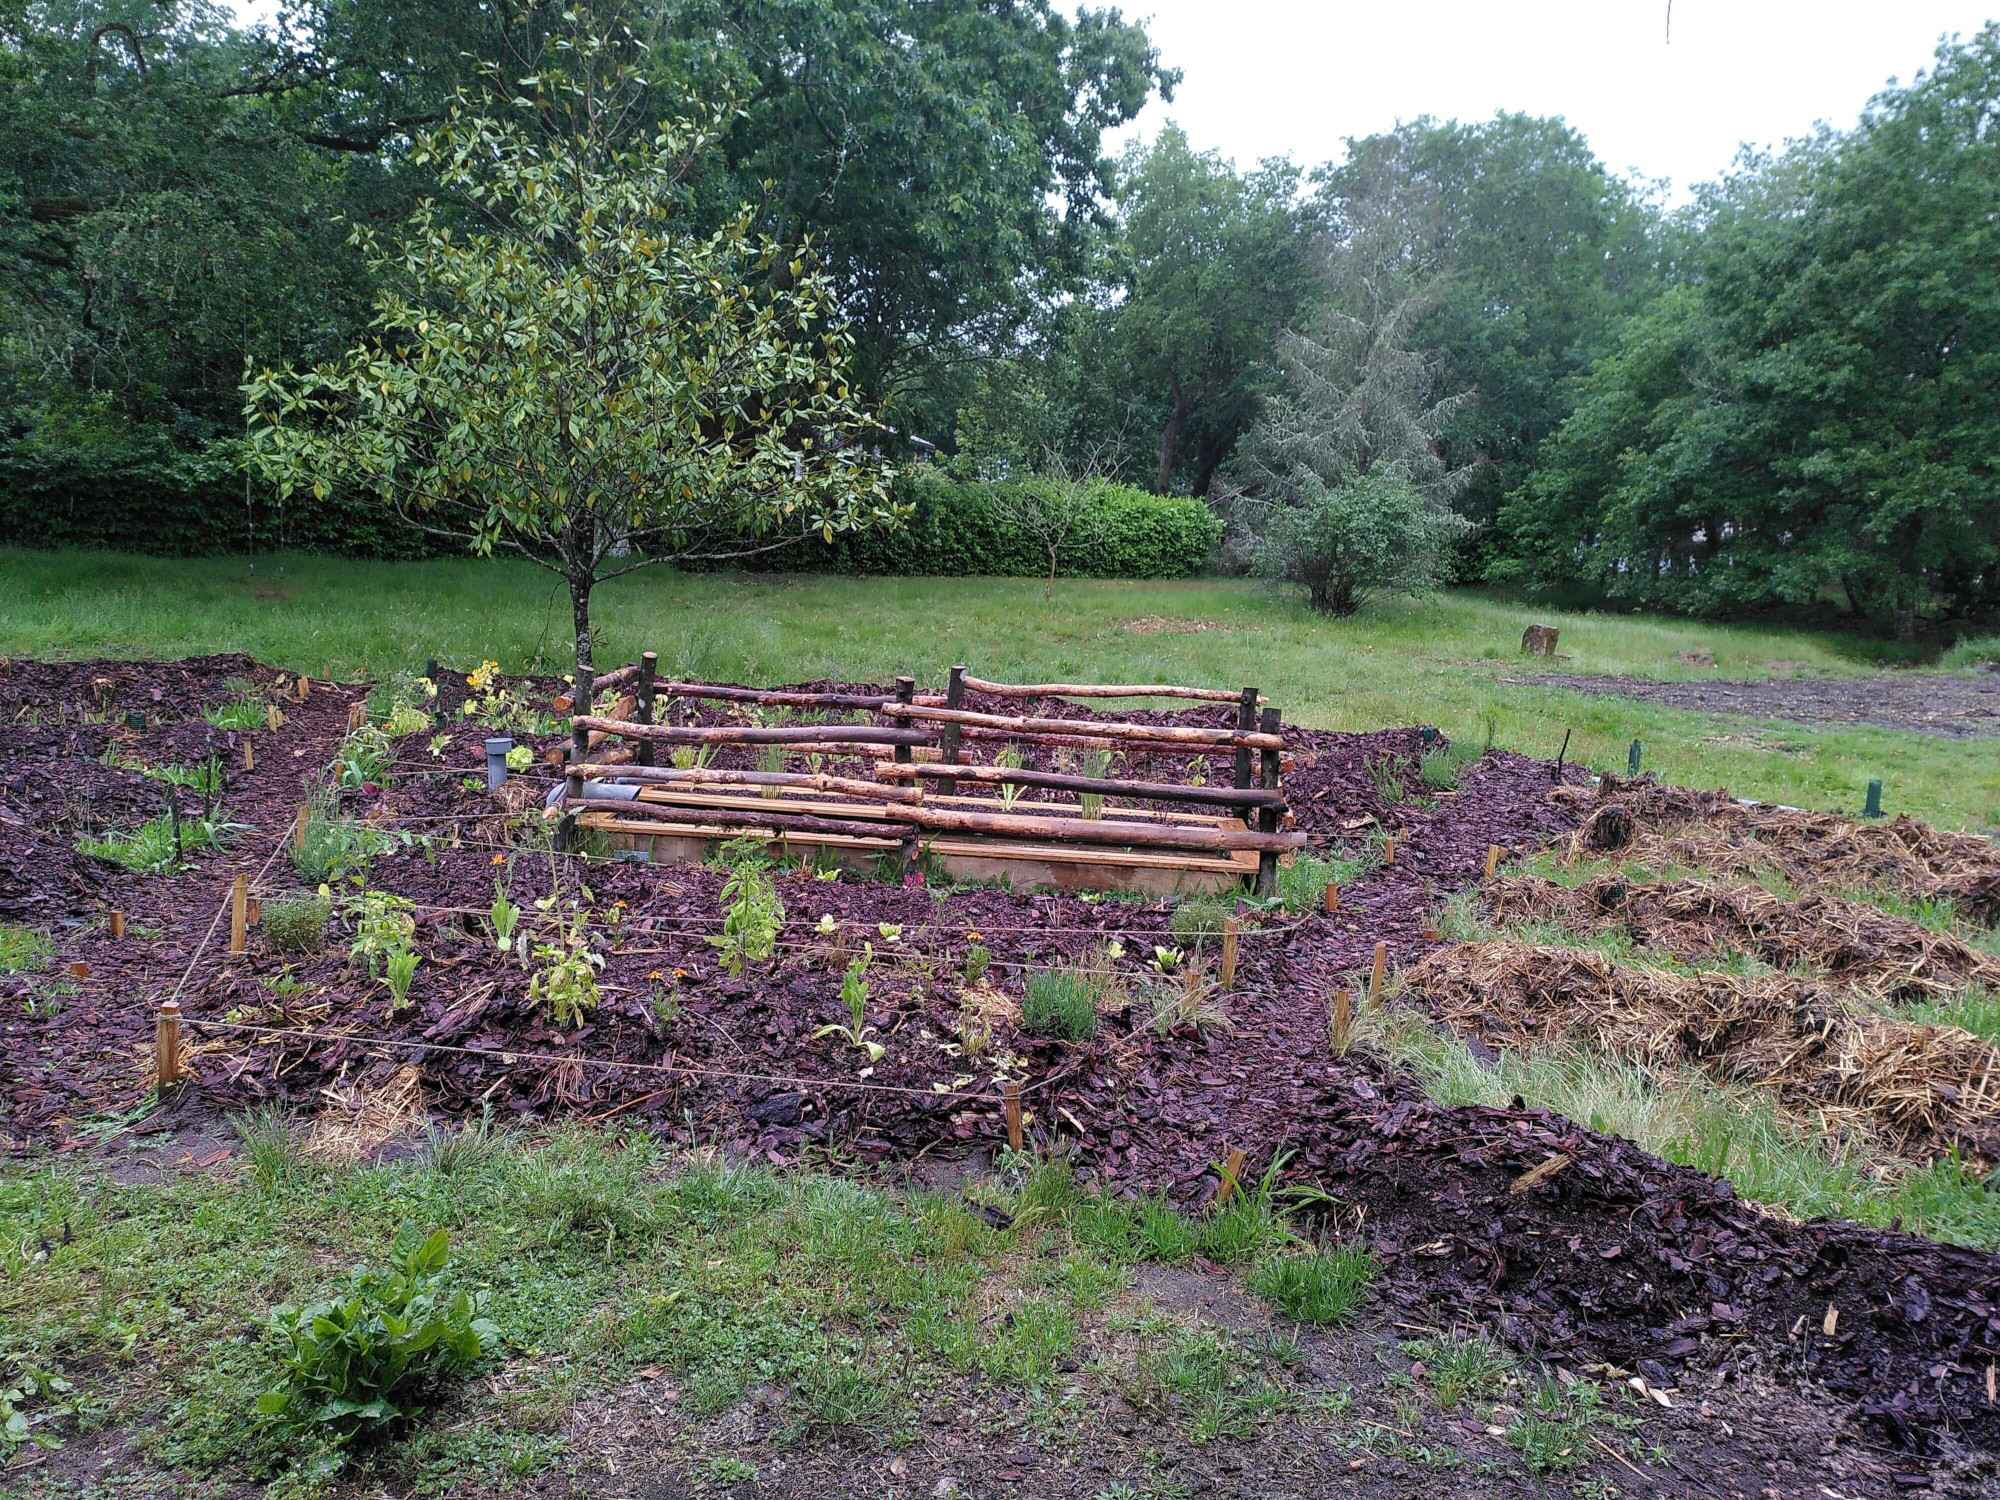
[264,896,331,955]
[1247,471,1469,616]
[746,471,1221,579]
[1942,635,2000,674]
[256,1229,495,1440]
[292,805,400,884]
[1247,1244,1376,1324]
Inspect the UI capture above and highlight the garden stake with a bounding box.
[156,1000,181,1091]
[1323,880,1338,913]
[297,676,311,702]
[267,702,282,732]
[633,652,658,767]
[1216,1147,1247,1205]
[1331,987,1351,1052]
[230,875,248,956]
[247,898,261,927]
[1367,941,1387,1008]
[1220,914,1239,990]
[1864,779,1884,818]
[1382,835,1395,865]
[243,738,254,772]
[1005,1081,1023,1151]
[294,806,309,849]
[68,961,89,980]
[1485,844,1502,880]
[108,910,125,940]
[1627,739,1641,776]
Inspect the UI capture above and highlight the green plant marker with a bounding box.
[1864,778,1884,818]
[1627,740,1642,776]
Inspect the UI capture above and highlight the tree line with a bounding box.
[3,2,1995,639]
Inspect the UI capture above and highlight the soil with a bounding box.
[1509,667,2000,739]
[11,657,2000,1483]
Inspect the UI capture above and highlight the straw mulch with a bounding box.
[1551,776,2000,922]
[1483,874,2000,1001]
[1402,940,2000,1164]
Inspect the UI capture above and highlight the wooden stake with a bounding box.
[108,909,125,940]
[1220,914,1239,991]
[1323,880,1338,913]
[1485,844,1502,880]
[247,897,261,928]
[156,1000,181,1091]
[294,806,310,849]
[1382,835,1395,865]
[266,703,283,732]
[1216,1147,1247,1205]
[243,740,254,772]
[1330,987,1351,1051]
[68,961,90,980]
[297,676,311,702]
[230,874,248,956]
[1367,941,1388,1008]
[1005,1081,1023,1151]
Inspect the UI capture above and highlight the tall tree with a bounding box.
[1112,125,1318,496]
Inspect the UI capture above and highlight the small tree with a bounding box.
[984,457,1115,601]
[244,40,896,718]
[1250,470,1467,615]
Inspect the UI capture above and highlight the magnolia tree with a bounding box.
[244,49,897,714]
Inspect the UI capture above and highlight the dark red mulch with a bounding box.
[5,658,2000,1458]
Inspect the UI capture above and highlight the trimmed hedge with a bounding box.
[750,472,1222,578]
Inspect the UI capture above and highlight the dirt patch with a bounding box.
[1485,873,2000,1000]
[1511,666,2000,738]
[1401,939,2000,1162]
[1558,776,2000,921]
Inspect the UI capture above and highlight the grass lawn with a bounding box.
[5,548,1994,831]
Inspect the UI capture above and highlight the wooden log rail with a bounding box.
[572,763,923,804]
[571,715,931,749]
[570,796,899,843]
[876,701,1282,751]
[568,790,1306,854]
[873,761,1285,810]
[962,676,1265,705]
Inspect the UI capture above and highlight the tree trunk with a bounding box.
[1156,373,1188,496]
[1046,546,1057,601]
[570,571,595,766]
[1894,595,1916,644]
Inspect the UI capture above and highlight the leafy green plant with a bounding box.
[144,755,226,800]
[1273,850,1370,915]
[1169,897,1231,946]
[256,1229,495,1441]
[335,724,395,788]
[1247,1244,1375,1324]
[709,854,786,977]
[1506,1376,1604,1472]
[1,1365,73,1460]
[292,799,401,883]
[669,742,718,771]
[1367,752,1414,803]
[1419,738,1481,791]
[79,809,236,873]
[1076,746,1114,818]
[203,693,268,730]
[385,947,420,1013]
[488,884,521,953]
[527,902,604,1027]
[233,1107,306,1192]
[344,889,417,978]
[993,744,1025,809]
[0,924,53,975]
[263,895,331,955]
[1401,1331,1513,1409]
[962,943,992,984]
[1146,960,1231,1036]
[1021,951,1117,1040]
[815,947,884,1063]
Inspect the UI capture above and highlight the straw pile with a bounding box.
[1402,941,2000,1162]
[303,1064,426,1164]
[1552,776,2000,921]
[1483,874,2000,1000]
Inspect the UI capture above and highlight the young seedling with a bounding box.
[489,884,520,953]
[814,945,884,1063]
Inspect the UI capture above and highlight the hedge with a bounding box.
[2,435,1222,578]
[748,472,1222,578]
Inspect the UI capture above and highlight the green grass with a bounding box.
[0,922,53,974]
[76,809,237,873]
[1246,1244,1376,1324]
[1357,1004,2000,1248]
[1020,959,1109,1039]
[3,551,1995,830]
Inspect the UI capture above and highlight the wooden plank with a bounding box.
[573,714,931,748]
[575,764,922,803]
[874,761,1285,809]
[877,702,1283,750]
[963,677,1265,705]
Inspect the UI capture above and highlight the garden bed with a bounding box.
[6,656,2000,1458]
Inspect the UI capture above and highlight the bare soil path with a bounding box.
[1510,668,2000,738]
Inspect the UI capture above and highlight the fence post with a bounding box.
[230,875,248,956]
[109,909,125,940]
[1255,706,1281,897]
[1005,1080,1023,1152]
[634,652,658,768]
[1367,940,1388,1008]
[1220,913,1239,991]
[938,665,966,794]
[1232,687,1258,818]
[156,1000,181,1092]
[892,677,916,765]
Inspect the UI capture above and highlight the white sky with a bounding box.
[1108,1,1997,200]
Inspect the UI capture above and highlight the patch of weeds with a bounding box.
[1246,1243,1374,1324]
[785,1357,896,1436]
[1168,897,1230,947]
[79,809,236,873]
[1022,948,1119,1040]
[1274,849,1370,914]
[1143,959,1231,1036]
[1904,985,2000,1046]
[334,723,397,788]
[982,1298,1077,1391]
[0,923,53,975]
[1507,1375,1604,1472]
[422,1111,502,1176]
[1403,1330,1513,1408]
[232,1107,307,1193]
[292,800,402,884]
[706,1454,758,1484]
[1367,753,1414,803]
[1128,1324,1292,1443]
[203,693,268,730]
[1419,735,1483,791]
[1194,1159,1296,1266]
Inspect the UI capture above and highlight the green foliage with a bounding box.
[709,858,786,978]
[263,896,331,956]
[1506,1376,1605,1471]
[1246,1245,1376,1324]
[78,809,234,873]
[0,923,53,975]
[526,903,603,1029]
[1402,1331,1514,1409]
[1273,851,1370,915]
[1169,897,1231,945]
[1021,954,1115,1040]
[1,1364,72,1460]
[814,947,884,1063]
[1244,471,1471,616]
[751,470,1221,579]
[203,694,270,730]
[244,36,896,690]
[256,1229,495,1441]
[292,802,400,884]
[343,889,416,981]
[961,943,992,984]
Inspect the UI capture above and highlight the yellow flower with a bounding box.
[492,854,507,866]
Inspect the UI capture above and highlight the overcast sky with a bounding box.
[1107,1,1997,200]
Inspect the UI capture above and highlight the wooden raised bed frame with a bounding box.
[565,660,1302,897]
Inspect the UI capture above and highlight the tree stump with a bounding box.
[1521,623,1560,656]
